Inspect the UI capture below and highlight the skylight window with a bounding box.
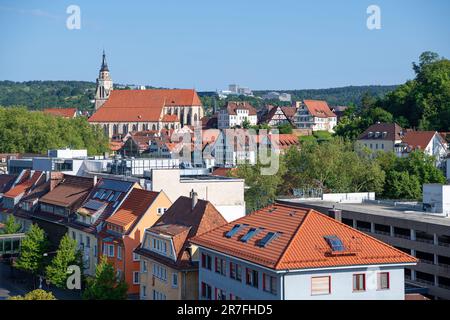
[225,224,245,238]
[324,235,345,252]
[257,232,279,248]
[240,228,260,243]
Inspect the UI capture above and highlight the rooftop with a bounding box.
[191,203,417,270]
[282,199,450,227]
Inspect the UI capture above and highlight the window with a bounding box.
[378,272,390,290]
[117,246,122,260]
[94,245,97,257]
[153,290,166,300]
[133,271,140,284]
[311,276,331,296]
[215,257,226,276]
[72,231,76,240]
[263,273,277,295]
[246,268,259,288]
[108,244,114,257]
[152,238,167,254]
[201,282,212,300]
[201,253,212,270]
[142,260,147,273]
[152,263,167,281]
[133,252,140,261]
[86,236,91,248]
[215,288,227,300]
[142,285,147,297]
[353,274,366,292]
[172,273,178,288]
[230,262,242,281]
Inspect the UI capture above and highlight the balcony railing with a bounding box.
[419,259,435,265]
[357,227,371,233]
[374,230,390,236]
[415,238,434,245]
[415,278,435,286]
[438,283,450,290]
[394,234,411,240]
[438,241,450,248]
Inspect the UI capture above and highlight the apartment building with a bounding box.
[282,187,450,300]
[217,102,258,129]
[99,189,172,295]
[191,203,416,300]
[293,100,337,132]
[134,192,227,300]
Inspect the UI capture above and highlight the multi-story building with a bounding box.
[134,192,228,300]
[397,131,448,167]
[357,122,404,154]
[260,106,296,127]
[148,169,245,222]
[281,185,450,300]
[217,102,257,129]
[68,178,138,276]
[191,203,417,300]
[293,100,337,132]
[99,189,172,295]
[211,129,257,167]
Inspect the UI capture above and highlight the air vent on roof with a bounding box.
[240,228,261,243]
[257,232,279,248]
[324,235,345,252]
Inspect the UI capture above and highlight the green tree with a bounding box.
[14,224,49,275]
[8,289,56,300]
[241,118,251,129]
[0,215,22,234]
[277,123,293,134]
[45,234,82,289]
[82,257,128,300]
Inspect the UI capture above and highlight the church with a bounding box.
[88,51,204,139]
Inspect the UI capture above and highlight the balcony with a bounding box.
[394,233,411,240]
[374,230,390,236]
[416,238,434,245]
[415,278,435,286]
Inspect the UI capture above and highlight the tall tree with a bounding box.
[82,256,128,300]
[14,224,49,275]
[45,233,82,289]
[0,215,22,234]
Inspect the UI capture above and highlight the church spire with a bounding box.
[100,50,109,72]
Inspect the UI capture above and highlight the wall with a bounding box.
[322,192,376,203]
[284,266,405,300]
[150,169,245,222]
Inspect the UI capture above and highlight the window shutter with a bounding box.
[311,276,330,295]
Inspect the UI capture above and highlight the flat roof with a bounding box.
[180,175,243,182]
[281,199,450,227]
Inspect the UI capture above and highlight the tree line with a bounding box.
[0,106,109,155]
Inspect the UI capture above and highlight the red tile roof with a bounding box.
[43,108,77,118]
[106,189,160,232]
[225,101,257,116]
[303,100,336,118]
[191,203,417,270]
[4,170,43,198]
[88,89,202,123]
[39,175,94,208]
[401,131,440,150]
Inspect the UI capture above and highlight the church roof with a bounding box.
[89,89,202,123]
[100,50,109,72]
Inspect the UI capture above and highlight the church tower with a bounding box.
[94,50,113,110]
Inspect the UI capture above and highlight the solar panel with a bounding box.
[225,224,245,238]
[103,190,113,201]
[240,228,260,243]
[98,179,133,193]
[84,199,104,211]
[257,232,279,248]
[324,235,345,252]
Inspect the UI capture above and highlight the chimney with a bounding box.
[327,207,342,222]
[93,175,98,186]
[190,189,198,210]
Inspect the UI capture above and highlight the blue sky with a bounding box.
[1,0,449,91]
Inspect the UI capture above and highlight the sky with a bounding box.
[0,0,449,91]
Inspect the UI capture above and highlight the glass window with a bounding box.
[246,268,259,288]
[353,274,366,292]
[133,271,140,284]
[172,273,178,288]
[378,272,390,290]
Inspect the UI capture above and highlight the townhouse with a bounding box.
[398,131,448,166]
[260,105,296,127]
[134,191,228,300]
[67,178,138,276]
[357,122,404,154]
[191,203,417,300]
[99,188,172,295]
